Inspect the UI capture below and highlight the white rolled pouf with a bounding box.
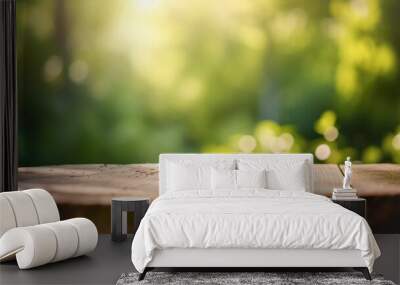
[1,191,40,227]
[0,219,98,269]
[24,189,60,224]
[0,189,98,269]
[65,218,98,257]
[42,221,79,262]
[0,226,57,269]
[0,196,17,237]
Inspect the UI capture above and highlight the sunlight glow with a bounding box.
[18,0,400,165]
[136,0,160,10]
[177,78,203,105]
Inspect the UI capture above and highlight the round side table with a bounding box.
[111,197,150,242]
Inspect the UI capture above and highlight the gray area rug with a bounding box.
[116,272,396,285]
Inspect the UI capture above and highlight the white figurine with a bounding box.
[343,156,352,189]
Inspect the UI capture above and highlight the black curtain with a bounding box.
[0,0,17,192]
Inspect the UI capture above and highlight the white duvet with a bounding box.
[131,190,380,273]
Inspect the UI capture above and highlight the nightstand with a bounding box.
[111,197,150,241]
[332,198,366,219]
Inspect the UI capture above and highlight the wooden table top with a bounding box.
[18,163,400,205]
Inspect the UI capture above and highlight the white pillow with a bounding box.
[168,163,210,191]
[237,169,267,188]
[211,169,236,190]
[267,167,306,191]
[211,169,268,190]
[167,159,235,191]
[238,159,308,191]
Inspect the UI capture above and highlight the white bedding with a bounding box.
[131,190,380,273]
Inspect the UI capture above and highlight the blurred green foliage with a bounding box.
[17,0,400,165]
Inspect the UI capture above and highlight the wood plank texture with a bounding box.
[18,164,159,205]
[313,164,343,196]
[339,164,400,197]
[18,163,399,233]
[339,164,400,233]
[19,164,344,205]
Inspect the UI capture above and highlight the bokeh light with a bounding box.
[362,146,382,163]
[315,144,331,161]
[324,126,339,142]
[392,133,400,151]
[238,135,257,153]
[43,56,63,82]
[69,60,89,83]
[17,0,400,165]
[239,135,257,153]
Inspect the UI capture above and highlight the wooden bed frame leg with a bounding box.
[138,268,148,281]
[354,267,372,280]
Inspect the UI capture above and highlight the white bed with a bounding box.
[131,154,380,280]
